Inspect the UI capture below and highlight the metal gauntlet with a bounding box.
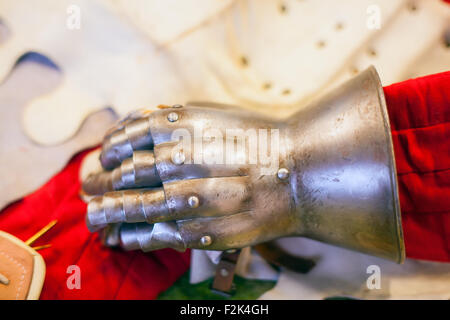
[83,66,405,263]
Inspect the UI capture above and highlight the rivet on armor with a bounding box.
[277,168,289,180]
[200,235,212,247]
[172,151,185,165]
[172,104,183,108]
[167,112,179,122]
[188,196,200,208]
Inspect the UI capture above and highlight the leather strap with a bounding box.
[0,234,34,300]
[211,249,241,296]
[254,242,316,273]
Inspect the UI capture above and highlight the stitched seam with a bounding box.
[60,232,95,299]
[72,233,94,267]
[392,120,450,133]
[398,167,450,177]
[113,252,137,300]
[402,209,450,215]
[0,251,26,300]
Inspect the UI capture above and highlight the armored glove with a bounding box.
[83,67,405,262]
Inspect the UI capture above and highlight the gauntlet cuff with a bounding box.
[286,66,405,263]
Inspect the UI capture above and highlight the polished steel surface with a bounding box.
[285,67,404,262]
[83,66,405,262]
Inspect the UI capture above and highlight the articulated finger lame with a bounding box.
[86,176,251,230]
[86,188,168,231]
[100,117,153,170]
[116,212,261,252]
[83,150,160,195]
[85,67,405,263]
[119,222,185,252]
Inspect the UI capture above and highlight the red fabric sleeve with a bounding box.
[384,71,450,262]
[0,150,190,299]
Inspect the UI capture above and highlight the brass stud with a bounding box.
[172,151,185,165]
[167,112,179,122]
[335,22,344,31]
[368,47,377,57]
[200,235,212,246]
[262,82,272,90]
[188,196,200,208]
[277,168,289,180]
[240,56,249,67]
[316,40,326,49]
[408,2,418,12]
